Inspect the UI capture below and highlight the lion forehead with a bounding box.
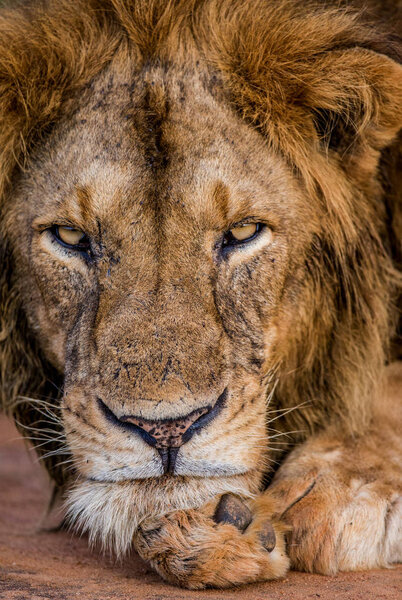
[27,61,297,231]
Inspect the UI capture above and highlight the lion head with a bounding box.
[0,0,401,555]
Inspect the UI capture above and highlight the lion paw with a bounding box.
[133,493,289,589]
[268,451,402,574]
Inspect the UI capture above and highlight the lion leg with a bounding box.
[134,493,289,589]
[266,368,402,574]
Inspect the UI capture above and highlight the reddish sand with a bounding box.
[0,415,401,600]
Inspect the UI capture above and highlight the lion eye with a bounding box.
[230,223,258,241]
[53,225,90,250]
[223,222,263,247]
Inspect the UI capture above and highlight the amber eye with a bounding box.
[223,222,263,248]
[52,225,90,251]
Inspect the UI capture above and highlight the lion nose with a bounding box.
[97,389,227,474]
[120,407,210,448]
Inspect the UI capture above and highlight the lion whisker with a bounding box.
[268,429,305,439]
[39,447,71,460]
[267,402,310,424]
[15,394,62,407]
[29,439,67,451]
[13,420,63,437]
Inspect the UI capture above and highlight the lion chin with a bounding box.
[1,0,401,590]
[65,473,257,557]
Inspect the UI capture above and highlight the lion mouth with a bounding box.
[85,460,249,484]
[157,447,179,474]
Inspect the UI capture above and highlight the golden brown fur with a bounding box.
[0,0,401,589]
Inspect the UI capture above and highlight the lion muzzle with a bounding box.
[96,390,227,474]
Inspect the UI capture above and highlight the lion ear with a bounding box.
[305,48,402,162]
[220,24,402,178]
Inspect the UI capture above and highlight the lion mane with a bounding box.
[0,0,401,503]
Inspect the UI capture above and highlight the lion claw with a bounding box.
[213,494,253,531]
[259,519,276,552]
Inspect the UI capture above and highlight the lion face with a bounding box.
[7,61,316,540]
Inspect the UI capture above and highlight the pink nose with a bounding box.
[120,405,210,448]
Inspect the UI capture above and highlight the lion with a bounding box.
[0,0,401,589]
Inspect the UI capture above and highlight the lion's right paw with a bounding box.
[133,494,289,589]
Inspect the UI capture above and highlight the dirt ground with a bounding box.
[0,416,401,600]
